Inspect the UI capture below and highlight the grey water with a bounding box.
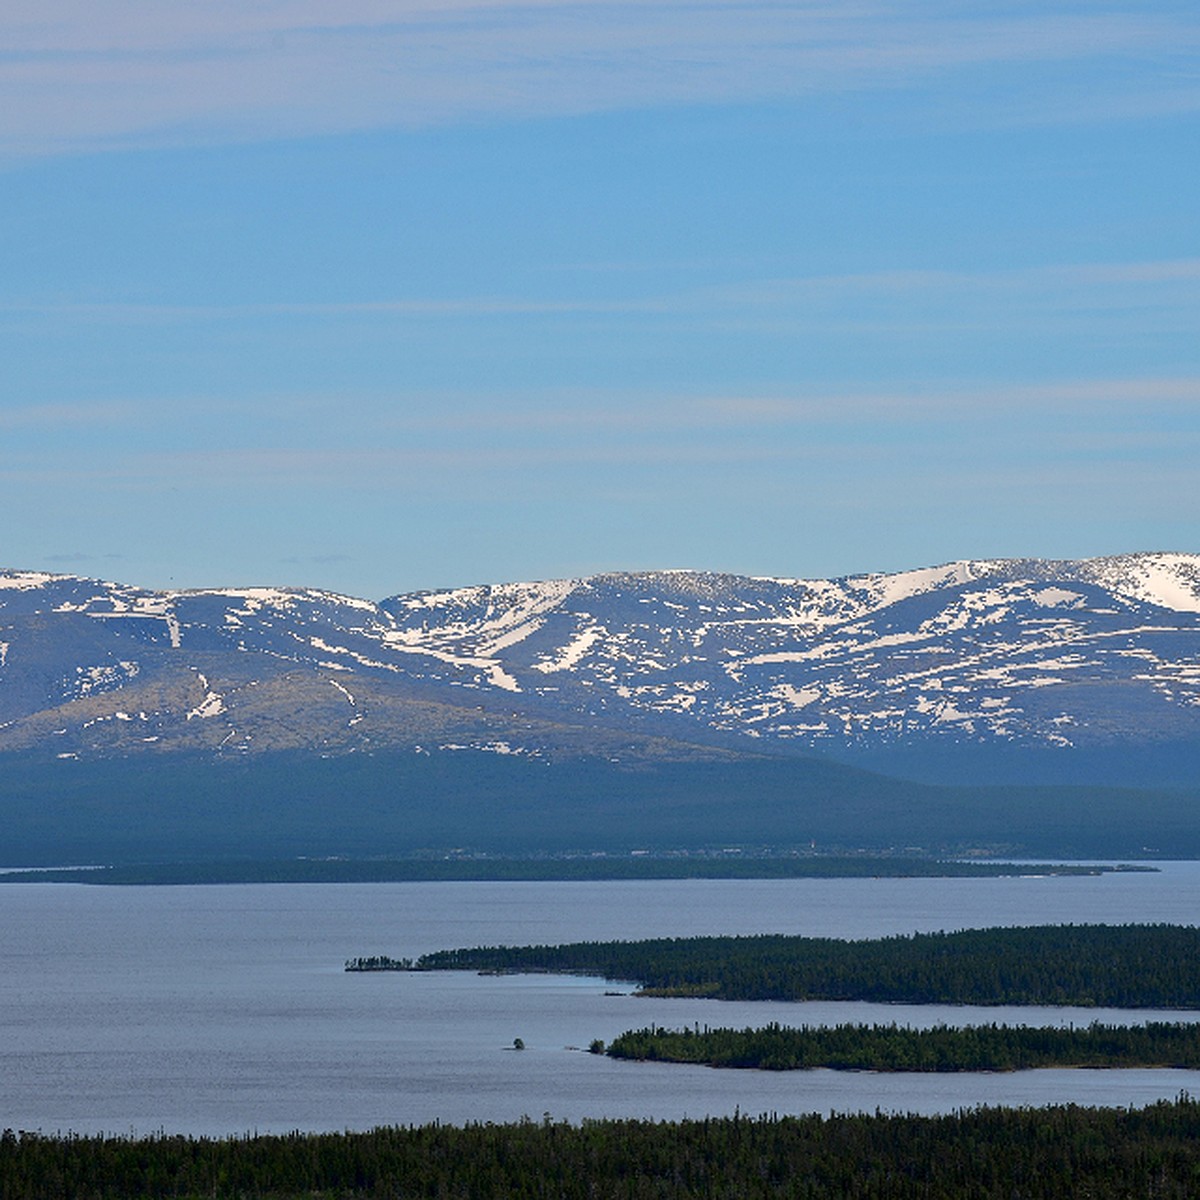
[2,864,1200,1136]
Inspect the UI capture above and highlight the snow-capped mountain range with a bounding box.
[2,552,1199,783]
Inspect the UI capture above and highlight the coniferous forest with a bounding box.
[604,1020,1200,1072]
[405,924,1200,1007]
[8,1100,1200,1198]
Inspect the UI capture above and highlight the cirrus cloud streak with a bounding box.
[3,3,1198,156]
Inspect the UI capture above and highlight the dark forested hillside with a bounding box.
[2,749,1197,864]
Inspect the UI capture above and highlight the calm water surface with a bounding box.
[2,864,1200,1135]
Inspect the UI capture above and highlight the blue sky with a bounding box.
[2,1,1198,597]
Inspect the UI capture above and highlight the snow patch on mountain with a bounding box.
[186,673,226,721]
[534,626,602,674]
[0,571,55,591]
[859,560,990,608]
[773,683,820,709]
[74,661,140,699]
[1087,552,1200,613]
[327,677,366,726]
[1033,587,1085,608]
[438,740,543,759]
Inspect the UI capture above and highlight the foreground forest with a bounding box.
[604,1020,1200,1072]
[407,924,1200,1007]
[8,1100,1200,1198]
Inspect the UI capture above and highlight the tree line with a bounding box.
[8,1099,1200,1198]
[408,923,1200,1006]
[604,1020,1200,1072]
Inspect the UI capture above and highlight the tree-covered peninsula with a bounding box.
[404,924,1200,1007]
[0,855,1146,886]
[603,1020,1200,1072]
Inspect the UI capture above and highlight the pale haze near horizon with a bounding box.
[2,2,1197,600]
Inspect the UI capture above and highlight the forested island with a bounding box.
[602,1020,1200,1072]
[8,1100,1200,1198]
[399,924,1200,1007]
[0,856,1148,885]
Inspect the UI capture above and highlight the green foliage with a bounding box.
[8,1100,1200,1197]
[413,924,1200,1007]
[607,1020,1200,1071]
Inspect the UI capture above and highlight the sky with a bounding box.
[2,1,1198,599]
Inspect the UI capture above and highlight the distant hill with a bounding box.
[1,554,1198,861]
[2,748,1195,864]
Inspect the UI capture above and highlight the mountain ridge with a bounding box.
[1,551,1199,787]
[3,552,1200,861]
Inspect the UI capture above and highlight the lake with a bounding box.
[2,864,1200,1136]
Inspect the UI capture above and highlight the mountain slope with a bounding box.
[2,554,1199,861]
[379,553,1200,774]
[1,553,1198,785]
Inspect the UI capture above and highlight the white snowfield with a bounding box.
[0,551,1198,754]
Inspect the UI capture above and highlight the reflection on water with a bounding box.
[1,864,1199,1135]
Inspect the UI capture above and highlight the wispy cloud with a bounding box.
[678,257,1200,314]
[2,3,1197,156]
[696,376,1200,424]
[0,400,137,429]
[4,374,1196,489]
[0,297,661,322]
[361,374,1200,434]
[280,552,354,566]
[6,255,1195,339]
[43,551,125,564]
